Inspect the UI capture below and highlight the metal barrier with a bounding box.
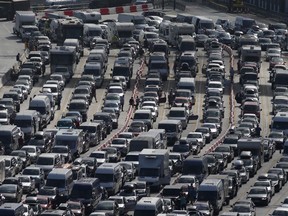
[96,60,145,150]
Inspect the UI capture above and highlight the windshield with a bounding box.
[187,133,201,138]
[232,205,251,213]
[23,168,39,175]
[173,144,189,152]
[162,188,181,196]
[0,185,16,193]
[169,111,185,117]
[84,68,101,76]
[52,147,67,153]
[249,188,266,194]
[50,53,74,65]
[139,168,159,177]
[37,157,54,165]
[70,184,92,199]
[178,177,195,184]
[197,191,217,201]
[134,210,155,216]
[272,121,288,130]
[125,155,139,161]
[150,62,167,70]
[195,203,209,210]
[29,106,46,115]
[0,134,12,145]
[134,113,149,119]
[57,120,73,128]
[95,173,114,182]
[158,124,177,132]
[69,103,86,110]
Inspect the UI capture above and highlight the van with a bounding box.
[134,197,164,216]
[142,129,167,149]
[90,49,108,63]
[177,77,196,94]
[54,129,86,158]
[14,110,41,140]
[182,155,209,183]
[84,62,104,87]
[178,51,198,77]
[70,178,102,212]
[133,109,153,130]
[234,16,256,33]
[0,125,22,154]
[270,112,288,135]
[36,153,63,177]
[95,163,123,195]
[158,120,182,146]
[0,203,25,216]
[79,122,102,146]
[63,38,83,61]
[46,168,73,200]
[197,178,225,214]
[83,23,103,46]
[42,83,61,101]
[272,70,288,90]
[167,107,189,129]
[129,136,155,152]
[29,95,52,127]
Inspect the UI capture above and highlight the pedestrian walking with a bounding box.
[255,124,261,137]
[57,95,62,110]
[42,64,46,76]
[120,96,124,111]
[179,193,187,210]
[16,53,21,65]
[129,97,134,108]
[92,85,97,102]
[188,183,196,204]
[135,96,140,110]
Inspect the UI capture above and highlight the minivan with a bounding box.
[36,153,63,177]
[167,107,189,129]
[70,178,102,213]
[158,120,182,146]
[0,125,22,154]
[133,110,153,130]
[182,155,209,183]
[29,95,52,127]
[134,197,164,216]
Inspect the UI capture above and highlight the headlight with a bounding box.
[262,197,267,200]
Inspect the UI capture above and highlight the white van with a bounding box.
[177,77,196,95]
[167,107,189,129]
[95,163,123,196]
[83,23,103,46]
[134,197,164,216]
[14,110,41,140]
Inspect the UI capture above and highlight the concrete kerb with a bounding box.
[205,44,234,154]
[97,60,145,150]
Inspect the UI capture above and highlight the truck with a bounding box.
[207,174,232,203]
[137,149,171,191]
[197,179,225,215]
[13,11,36,37]
[168,22,195,47]
[237,138,264,170]
[0,0,30,20]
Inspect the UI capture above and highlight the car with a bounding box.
[11,150,31,168]
[128,120,148,136]
[111,138,129,156]
[214,145,234,162]
[194,201,214,216]
[253,180,275,197]
[119,162,136,181]
[207,152,228,171]
[265,48,281,61]
[18,176,36,194]
[247,186,271,206]
[187,132,205,149]
[67,201,85,216]
[0,184,23,202]
[195,127,212,143]
[21,145,41,163]
[269,56,285,70]
[93,200,120,216]
[28,131,53,153]
[103,147,121,163]
[37,186,61,209]
[21,166,45,189]
[205,154,220,174]
[230,203,256,216]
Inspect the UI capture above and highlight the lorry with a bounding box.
[197,178,225,215]
[0,0,30,20]
[137,149,171,191]
[237,138,264,170]
[13,11,36,37]
[207,175,232,203]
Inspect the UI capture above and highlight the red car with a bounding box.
[269,57,285,70]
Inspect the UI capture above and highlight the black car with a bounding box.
[93,112,113,134]
[205,154,220,174]
[82,157,98,177]
[38,186,61,208]
[28,132,53,153]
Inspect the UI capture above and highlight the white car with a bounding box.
[207,81,224,94]
[141,105,157,121]
[187,132,205,148]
